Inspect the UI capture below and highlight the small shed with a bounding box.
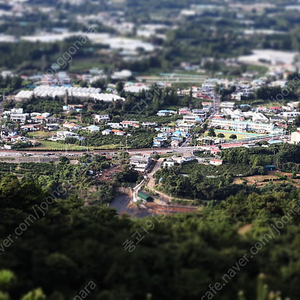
[265,165,276,171]
[137,192,153,202]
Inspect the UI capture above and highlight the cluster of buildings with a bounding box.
[49,131,82,142]
[162,156,223,168]
[209,101,300,134]
[153,130,187,148]
[129,152,223,174]
[2,108,53,124]
[179,76,293,102]
[101,121,159,136]
[153,107,209,147]
[0,130,36,149]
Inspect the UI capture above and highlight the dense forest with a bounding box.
[0,175,299,299]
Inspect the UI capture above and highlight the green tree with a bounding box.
[0,270,16,291]
[21,289,46,300]
[91,79,106,90]
[293,115,300,127]
[0,292,9,300]
[11,76,23,90]
[79,81,88,88]
[207,127,216,137]
[59,156,70,164]
[116,81,124,93]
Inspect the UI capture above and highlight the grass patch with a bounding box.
[27,131,54,139]
[33,141,89,150]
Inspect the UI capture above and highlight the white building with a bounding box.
[177,120,194,133]
[10,110,29,123]
[1,71,13,78]
[282,112,300,118]
[130,155,152,172]
[95,114,110,122]
[162,159,175,168]
[210,159,223,166]
[120,121,139,128]
[192,109,206,119]
[45,124,60,131]
[107,123,122,129]
[210,119,275,133]
[11,108,23,114]
[124,85,150,93]
[87,125,100,133]
[50,131,80,141]
[62,123,81,131]
[112,70,132,79]
[102,129,111,135]
[220,102,235,109]
[202,79,218,90]
[252,113,269,123]
[183,115,202,123]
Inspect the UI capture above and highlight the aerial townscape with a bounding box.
[1,0,300,299]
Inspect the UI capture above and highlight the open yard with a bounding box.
[214,129,264,140]
[27,131,54,139]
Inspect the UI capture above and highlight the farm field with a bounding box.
[233,172,300,188]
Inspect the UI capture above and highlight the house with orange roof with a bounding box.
[63,123,81,131]
[111,130,125,136]
[120,120,139,128]
[33,115,47,124]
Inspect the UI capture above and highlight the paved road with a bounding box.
[0,147,197,157]
[132,177,146,202]
[180,135,192,148]
[147,158,163,189]
[0,133,285,159]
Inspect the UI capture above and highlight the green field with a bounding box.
[34,141,89,150]
[24,141,121,151]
